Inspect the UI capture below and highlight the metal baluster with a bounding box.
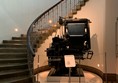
[74,0,76,9]
[43,16,45,29]
[65,0,67,17]
[47,11,51,27]
[45,13,48,28]
[52,8,55,25]
[70,0,71,12]
[57,5,58,23]
[68,0,73,18]
[43,14,46,28]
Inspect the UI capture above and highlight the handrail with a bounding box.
[27,0,64,56]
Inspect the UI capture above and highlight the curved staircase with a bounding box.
[0,34,33,83]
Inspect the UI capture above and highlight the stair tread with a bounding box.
[0,69,29,75]
[3,40,27,44]
[0,53,27,58]
[0,48,27,49]
[0,43,27,45]
[0,75,32,83]
[0,58,27,64]
[0,58,27,61]
[0,63,28,67]
[12,37,27,40]
[0,43,26,45]
[0,48,27,52]
[0,52,27,55]
[4,40,26,41]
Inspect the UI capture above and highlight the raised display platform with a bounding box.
[47,76,85,83]
[47,68,85,82]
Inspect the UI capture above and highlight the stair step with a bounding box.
[68,13,73,18]
[0,44,27,48]
[0,63,28,71]
[0,69,30,79]
[72,9,77,14]
[0,53,27,58]
[0,75,33,83]
[0,58,27,64]
[3,40,26,44]
[0,48,27,53]
[80,0,85,6]
[76,4,81,10]
[0,62,28,67]
[12,37,27,40]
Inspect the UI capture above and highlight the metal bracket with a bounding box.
[86,51,93,59]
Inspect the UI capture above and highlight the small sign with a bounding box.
[64,55,76,67]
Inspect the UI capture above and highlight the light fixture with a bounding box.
[97,64,100,67]
[14,28,18,32]
[54,24,57,27]
[49,20,52,24]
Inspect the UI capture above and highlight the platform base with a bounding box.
[47,68,85,82]
[47,76,85,83]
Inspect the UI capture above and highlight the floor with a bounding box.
[36,70,103,83]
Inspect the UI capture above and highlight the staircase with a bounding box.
[0,34,33,83]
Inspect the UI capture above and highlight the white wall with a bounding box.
[73,0,106,72]
[105,0,118,74]
[74,0,118,74]
[0,0,59,42]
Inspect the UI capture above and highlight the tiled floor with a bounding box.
[36,70,103,83]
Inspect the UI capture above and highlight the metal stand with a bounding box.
[79,56,81,83]
[69,67,71,83]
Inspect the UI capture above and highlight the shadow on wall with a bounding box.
[91,34,99,58]
[82,33,101,70]
[90,34,101,70]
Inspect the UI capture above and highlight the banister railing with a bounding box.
[27,0,63,56]
[27,0,88,56]
[26,0,89,81]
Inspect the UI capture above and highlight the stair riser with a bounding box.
[76,5,81,10]
[80,1,85,6]
[0,49,27,53]
[0,75,34,83]
[0,44,27,48]
[0,71,30,80]
[21,34,27,37]
[72,11,77,14]
[3,40,26,44]
[12,37,27,40]
[0,54,27,59]
[0,64,28,71]
[0,59,27,65]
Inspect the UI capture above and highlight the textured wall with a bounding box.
[105,0,118,74]
[74,0,118,74]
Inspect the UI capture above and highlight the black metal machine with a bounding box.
[46,17,93,78]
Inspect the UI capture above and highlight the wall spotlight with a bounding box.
[49,20,52,24]
[97,64,100,67]
[14,28,18,32]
